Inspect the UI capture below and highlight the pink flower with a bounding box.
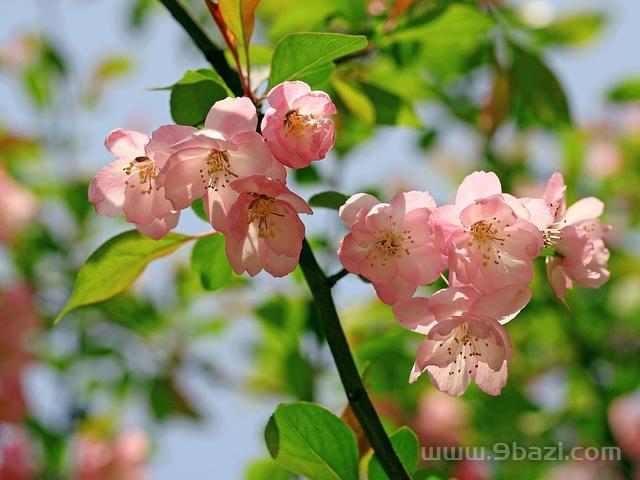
[0,372,28,423]
[586,140,623,179]
[224,175,312,277]
[413,390,469,448]
[0,426,35,480]
[89,125,196,239]
[159,97,285,231]
[541,173,611,299]
[429,172,543,292]
[75,431,149,480]
[0,168,37,245]
[393,284,531,396]
[0,285,39,375]
[261,81,336,168]
[337,191,445,305]
[608,391,640,462]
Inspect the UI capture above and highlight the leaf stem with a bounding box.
[158,0,244,97]
[298,239,410,479]
[159,3,408,476]
[327,267,349,287]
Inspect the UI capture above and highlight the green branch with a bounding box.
[158,0,244,96]
[159,2,410,477]
[299,240,411,479]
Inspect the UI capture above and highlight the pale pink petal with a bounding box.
[427,363,472,397]
[455,171,502,210]
[146,125,198,167]
[225,224,265,276]
[264,250,299,277]
[339,193,380,228]
[470,284,532,324]
[428,287,475,321]
[391,191,437,214]
[264,204,305,256]
[88,158,129,217]
[135,212,179,240]
[474,361,508,396]
[204,97,257,136]
[546,257,571,299]
[265,81,311,111]
[337,234,369,273]
[562,197,604,225]
[543,172,566,219]
[227,131,286,181]
[372,276,416,305]
[293,90,337,117]
[161,147,210,210]
[428,204,460,253]
[104,129,148,158]
[392,297,435,334]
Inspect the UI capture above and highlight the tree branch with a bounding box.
[158,0,244,97]
[299,239,410,479]
[159,3,408,477]
[327,268,349,287]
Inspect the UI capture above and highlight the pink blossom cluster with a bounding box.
[338,171,611,396]
[89,81,335,277]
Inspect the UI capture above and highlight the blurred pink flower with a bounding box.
[0,426,35,480]
[337,191,444,305]
[453,458,492,480]
[160,97,285,230]
[609,391,640,462]
[0,373,28,423]
[75,431,149,480]
[393,284,530,396]
[543,460,622,480]
[541,173,611,299]
[0,285,39,375]
[261,81,336,168]
[586,140,623,179]
[413,390,469,448]
[225,175,312,277]
[429,171,543,293]
[0,169,37,245]
[89,125,196,239]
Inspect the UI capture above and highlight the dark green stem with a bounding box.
[159,2,408,476]
[299,239,410,479]
[158,0,244,96]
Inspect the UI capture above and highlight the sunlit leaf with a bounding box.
[269,33,368,88]
[533,12,606,47]
[308,191,349,210]
[331,77,375,125]
[219,0,261,49]
[368,427,419,480]
[265,402,359,480]
[607,77,640,103]
[191,234,233,291]
[245,459,293,480]
[55,230,192,323]
[170,69,232,126]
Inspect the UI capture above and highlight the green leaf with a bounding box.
[510,45,571,128]
[533,12,606,47]
[284,350,314,401]
[606,77,640,103]
[191,198,209,222]
[219,0,261,49]
[368,427,419,480]
[293,164,322,184]
[269,33,368,88]
[245,459,293,480]
[331,77,375,125]
[149,376,200,421]
[308,191,350,210]
[359,83,422,127]
[191,234,233,291]
[55,230,191,323]
[265,402,359,480]
[170,69,231,126]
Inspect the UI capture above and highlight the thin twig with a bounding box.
[327,268,349,288]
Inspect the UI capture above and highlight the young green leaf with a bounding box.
[55,230,191,323]
[269,33,368,88]
[245,459,293,480]
[331,77,376,126]
[219,0,261,49]
[265,402,359,480]
[191,234,233,291]
[367,427,419,480]
[607,77,640,103]
[308,191,350,210]
[170,69,232,126]
[191,198,209,222]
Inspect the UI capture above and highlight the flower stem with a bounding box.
[298,239,410,479]
[159,2,409,476]
[158,0,244,97]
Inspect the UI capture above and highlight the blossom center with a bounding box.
[199,150,236,191]
[284,110,317,138]
[366,226,414,267]
[466,219,510,267]
[124,156,158,195]
[438,322,487,376]
[247,194,283,239]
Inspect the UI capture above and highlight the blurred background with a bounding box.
[1,0,639,478]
